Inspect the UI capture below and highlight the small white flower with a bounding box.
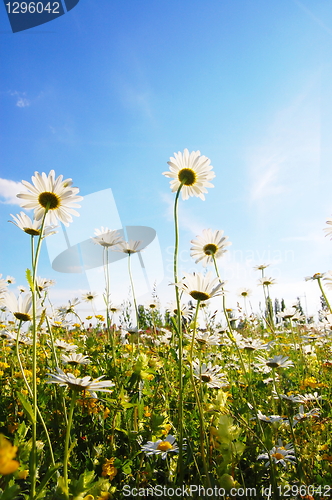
[0,292,42,322]
[166,301,193,321]
[82,291,98,302]
[17,170,83,227]
[175,271,224,302]
[190,229,231,267]
[114,239,144,254]
[54,339,78,352]
[258,277,276,287]
[256,410,287,424]
[163,148,215,201]
[192,359,228,388]
[46,367,114,396]
[141,435,179,459]
[61,353,91,365]
[257,440,296,468]
[293,405,320,426]
[257,355,294,369]
[92,227,123,248]
[10,211,57,237]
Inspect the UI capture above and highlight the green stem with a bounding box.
[15,321,55,466]
[63,391,77,496]
[173,182,184,482]
[318,277,332,313]
[189,300,211,487]
[29,210,48,499]
[128,252,139,333]
[212,255,278,497]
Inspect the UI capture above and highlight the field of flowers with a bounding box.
[0,150,331,500]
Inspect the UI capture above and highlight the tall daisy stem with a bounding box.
[63,390,77,496]
[173,182,185,481]
[128,253,139,332]
[30,209,48,499]
[189,300,211,487]
[317,277,332,313]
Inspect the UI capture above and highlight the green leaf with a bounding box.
[70,470,96,497]
[34,464,62,500]
[25,268,34,291]
[17,392,36,424]
[0,484,21,500]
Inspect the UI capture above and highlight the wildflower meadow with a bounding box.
[0,150,332,500]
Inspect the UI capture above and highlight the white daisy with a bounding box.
[190,330,222,347]
[92,227,123,248]
[17,170,83,227]
[36,277,55,293]
[163,149,215,201]
[54,339,78,352]
[166,301,193,321]
[175,272,224,302]
[5,276,15,285]
[323,271,332,290]
[82,291,98,302]
[192,359,228,388]
[141,435,179,459]
[305,272,326,281]
[190,229,231,267]
[61,353,91,365]
[9,212,57,237]
[293,405,320,426]
[254,264,270,271]
[114,239,144,254]
[258,277,277,287]
[256,410,287,424]
[5,331,33,346]
[0,292,42,322]
[57,298,80,317]
[238,288,252,298]
[108,304,122,314]
[257,355,294,369]
[46,367,114,396]
[236,337,270,351]
[324,217,332,239]
[0,275,8,294]
[257,440,296,468]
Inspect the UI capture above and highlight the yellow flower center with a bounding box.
[178,168,196,186]
[38,191,60,209]
[157,441,173,452]
[87,295,94,300]
[266,362,279,368]
[272,452,284,460]
[203,243,218,255]
[190,291,210,301]
[24,228,40,236]
[201,374,212,382]
[14,312,31,322]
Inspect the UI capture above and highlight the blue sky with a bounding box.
[1,0,332,317]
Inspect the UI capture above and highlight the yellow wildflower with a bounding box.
[103,407,111,419]
[96,493,110,500]
[0,434,20,475]
[101,458,117,480]
[17,469,29,479]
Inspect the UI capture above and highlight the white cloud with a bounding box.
[0,178,27,205]
[248,75,321,205]
[293,0,332,36]
[9,91,30,108]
